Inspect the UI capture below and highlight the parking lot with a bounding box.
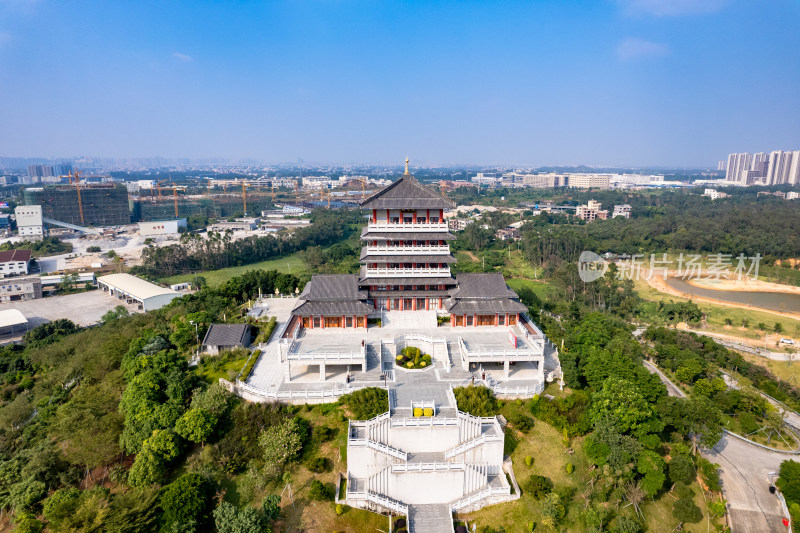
[1,290,139,328]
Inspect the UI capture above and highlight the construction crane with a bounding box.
[68,171,85,225]
[155,180,169,199]
[350,177,367,197]
[171,184,179,218]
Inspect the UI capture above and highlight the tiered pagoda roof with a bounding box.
[359,174,455,210]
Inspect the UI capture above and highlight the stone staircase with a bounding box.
[409,504,455,533]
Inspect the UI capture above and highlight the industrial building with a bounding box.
[0,276,42,302]
[23,183,130,226]
[138,218,187,236]
[14,205,45,239]
[0,309,29,337]
[97,273,181,311]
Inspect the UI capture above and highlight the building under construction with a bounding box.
[131,192,277,221]
[23,184,130,226]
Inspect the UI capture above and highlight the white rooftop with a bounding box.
[98,273,179,300]
[0,309,28,329]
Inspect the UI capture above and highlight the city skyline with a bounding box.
[1,1,798,167]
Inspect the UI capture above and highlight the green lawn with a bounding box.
[506,277,556,302]
[160,252,308,287]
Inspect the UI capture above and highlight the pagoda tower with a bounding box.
[358,159,457,311]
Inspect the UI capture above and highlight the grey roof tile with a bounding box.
[358,175,456,209]
[202,324,252,347]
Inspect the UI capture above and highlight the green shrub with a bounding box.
[413,408,423,417]
[423,408,433,417]
[311,425,334,444]
[239,349,261,381]
[525,456,533,467]
[523,475,552,500]
[335,503,344,516]
[305,456,329,473]
[453,386,499,417]
[338,388,388,419]
[308,480,334,501]
[509,412,534,432]
[566,463,574,474]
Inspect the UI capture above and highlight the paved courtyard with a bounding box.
[246,300,560,408]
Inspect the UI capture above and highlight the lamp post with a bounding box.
[189,320,199,358]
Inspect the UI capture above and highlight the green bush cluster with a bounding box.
[453,386,499,417]
[395,346,432,369]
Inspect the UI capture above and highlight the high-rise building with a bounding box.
[726,150,799,186]
[765,150,800,185]
[27,165,54,178]
[726,153,752,184]
[717,160,726,171]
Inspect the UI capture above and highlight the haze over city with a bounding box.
[1,0,798,167]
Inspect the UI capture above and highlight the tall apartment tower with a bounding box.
[726,153,752,184]
[357,159,457,311]
[765,150,800,185]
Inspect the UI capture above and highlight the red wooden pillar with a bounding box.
[413,211,417,223]
[386,210,390,223]
[372,209,376,223]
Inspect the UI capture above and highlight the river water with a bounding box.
[665,278,800,314]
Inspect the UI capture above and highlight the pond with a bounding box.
[665,277,800,314]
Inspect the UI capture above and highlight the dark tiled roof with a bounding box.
[365,290,449,297]
[292,300,373,316]
[360,228,456,241]
[0,249,32,263]
[359,250,457,263]
[449,273,519,299]
[446,299,528,314]
[301,274,367,301]
[358,175,456,209]
[358,276,458,286]
[445,273,527,315]
[292,274,371,316]
[202,324,252,347]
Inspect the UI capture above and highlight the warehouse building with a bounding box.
[138,218,187,236]
[0,309,29,337]
[97,273,181,311]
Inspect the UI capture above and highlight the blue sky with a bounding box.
[0,0,798,167]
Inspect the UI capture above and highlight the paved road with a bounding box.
[682,328,796,361]
[642,360,686,398]
[643,360,791,532]
[705,435,787,533]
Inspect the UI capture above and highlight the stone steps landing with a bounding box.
[408,503,454,533]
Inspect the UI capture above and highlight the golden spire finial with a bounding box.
[404,156,409,175]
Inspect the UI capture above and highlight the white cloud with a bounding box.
[172,52,193,62]
[616,37,670,61]
[616,0,729,16]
